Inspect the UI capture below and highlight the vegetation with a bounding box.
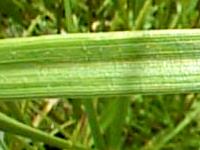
[1,0,200,150]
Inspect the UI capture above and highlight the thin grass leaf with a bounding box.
[83,98,106,150]
[0,132,8,150]
[64,0,76,32]
[105,96,130,150]
[134,0,152,29]
[0,112,85,150]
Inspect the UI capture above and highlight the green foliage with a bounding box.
[1,0,200,150]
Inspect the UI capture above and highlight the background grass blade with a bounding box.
[0,112,85,150]
[134,0,152,30]
[104,96,130,150]
[63,0,75,32]
[83,98,106,150]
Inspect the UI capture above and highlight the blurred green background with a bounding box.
[1,0,200,150]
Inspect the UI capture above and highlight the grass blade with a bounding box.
[105,97,130,150]
[0,112,84,149]
[83,98,106,150]
[63,0,76,32]
[1,30,200,99]
[134,0,152,29]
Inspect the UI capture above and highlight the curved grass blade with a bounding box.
[0,112,85,149]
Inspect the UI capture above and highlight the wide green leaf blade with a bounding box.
[1,30,200,99]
